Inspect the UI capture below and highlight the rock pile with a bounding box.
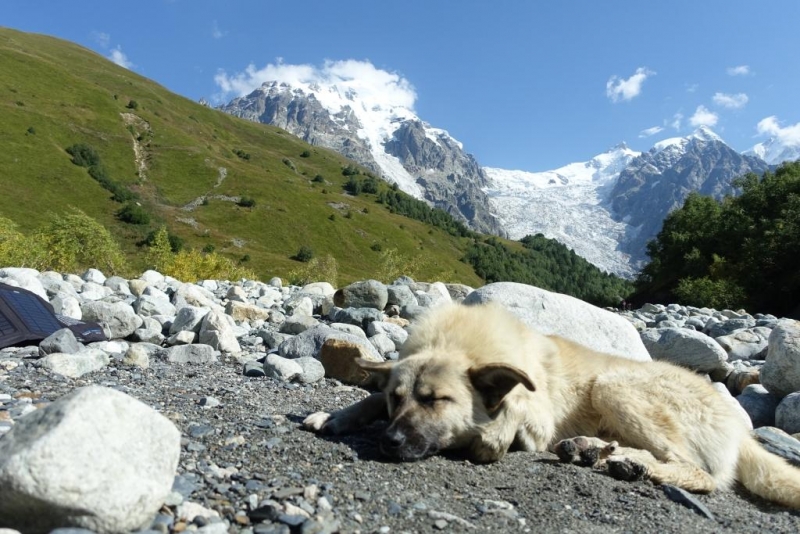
[0,265,799,532]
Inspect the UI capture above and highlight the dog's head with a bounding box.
[357,351,535,461]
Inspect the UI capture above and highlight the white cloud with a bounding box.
[689,105,718,128]
[670,112,683,131]
[756,116,800,145]
[92,31,110,49]
[639,126,664,138]
[212,20,227,39]
[605,67,655,103]
[214,59,417,110]
[108,47,134,69]
[686,83,699,93]
[727,65,750,76]
[712,92,748,109]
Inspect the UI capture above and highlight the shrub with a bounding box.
[117,203,150,225]
[293,245,314,262]
[66,144,101,167]
[126,100,139,110]
[234,149,251,160]
[282,158,296,172]
[237,196,256,208]
[328,214,336,221]
[202,244,216,253]
[300,150,311,158]
[0,217,45,269]
[163,249,255,282]
[39,208,128,275]
[288,254,338,286]
[144,226,183,253]
[26,126,35,135]
[144,226,174,271]
[370,242,383,252]
[313,174,325,183]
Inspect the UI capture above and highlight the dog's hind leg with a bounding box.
[303,392,387,435]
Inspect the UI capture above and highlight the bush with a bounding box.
[313,174,325,183]
[370,242,383,252]
[126,100,139,110]
[282,158,296,172]
[300,150,311,158]
[66,144,100,167]
[26,126,36,135]
[144,227,183,253]
[117,203,150,225]
[237,196,256,208]
[233,149,251,161]
[288,254,338,286]
[202,244,216,253]
[163,249,255,282]
[0,217,45,269]
[293,245,314,263]
[40,208,128,275]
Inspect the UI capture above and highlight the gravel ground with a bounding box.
[3,353,800,534]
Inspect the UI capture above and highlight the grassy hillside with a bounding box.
[0,27,633,304]
[0,27,482,285]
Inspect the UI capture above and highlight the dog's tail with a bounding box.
[737,435,800,508]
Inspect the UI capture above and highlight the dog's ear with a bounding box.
[468,363,535,411]
[356,358,395,390]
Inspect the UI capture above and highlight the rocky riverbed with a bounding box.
[1,267,800,533]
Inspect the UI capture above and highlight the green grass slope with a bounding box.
[0,27,633,306]
[0,27,482,285]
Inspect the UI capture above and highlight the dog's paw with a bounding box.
[302,411,332,433]
[554,437,618,467]
[607,456,648,481]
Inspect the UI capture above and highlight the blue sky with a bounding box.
[4,1,800,170]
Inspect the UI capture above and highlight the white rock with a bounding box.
[0,269,47,300]
[641,328,728,373]
[199,311,241,354]
[464,282,650,361]
[81,268,106,285]
[40,349,110,378]
[760,320,800,399]
[0,386,180,533]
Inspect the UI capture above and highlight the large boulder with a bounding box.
[760,320,800,399]
[80,301,143,339]
[463,282,650,361]
[640,328,728,374]
[334,280,388,310]
[0,386,180,533]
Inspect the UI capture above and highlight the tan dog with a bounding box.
[303,303,800,508]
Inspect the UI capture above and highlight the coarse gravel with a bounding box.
[3,354,800,533]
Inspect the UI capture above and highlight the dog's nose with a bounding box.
[382,428,406,451]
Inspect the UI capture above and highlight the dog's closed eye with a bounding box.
[417,394,454,406]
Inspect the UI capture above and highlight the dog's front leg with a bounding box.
[303,392,387,435]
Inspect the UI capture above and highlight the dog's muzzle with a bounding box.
[380,425,439,461]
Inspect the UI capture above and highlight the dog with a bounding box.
[303,302,800,508]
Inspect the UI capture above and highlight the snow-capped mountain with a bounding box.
[486,127,772,277]
[610,126,771,267]
[484,144,641,278]
[745,136,800,165]
[220,81,505,235]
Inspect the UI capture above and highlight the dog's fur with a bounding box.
[303,303,800,508]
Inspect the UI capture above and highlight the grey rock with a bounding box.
[400,304,428,321]
[39,328,82,357]
[50,293,82,320]
[122,344,151,369]
[641,328,728,373]
[465,283,650,361]
[257,329,291,350]
[334,280,388,310]
[199,311,241,354]
[280,314,320,335]
[167,330,197,346]
[367,321,408,348]
[268,277,282,288]
[284,295,315,317]
[705,318,757,338]
[294,357,325,384]
[244,360,267,377]
[278,325,381,361]
[776,392,800,434]
[170,306,209,335]
[387,284,418,308]
[760,320,800,399]
[0,385,180,533]
[40,349,110,378]
[165,344,218,364]
[104,276,132,295]
[752,426,800,468]
[329,323,368,339]
[81,300,143,339]
[715,328,770,361]
[133,294,177,318]
[661,485,715,521]
[332,307,383,327]
[369,333,396,356]
[81,268,106,285]
[226,285,248,302]
[444,283,474,303]
[263,353,303,381]
[132,317,165,344]
[737,384,779,428]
